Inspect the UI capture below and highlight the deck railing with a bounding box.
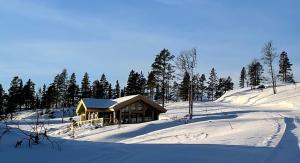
[76,118,104,127]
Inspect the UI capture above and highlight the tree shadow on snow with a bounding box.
[2,118,300,163]
[102,114,239,142]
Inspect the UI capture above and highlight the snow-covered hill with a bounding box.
[217,83,300,110]
[1,84,300,163]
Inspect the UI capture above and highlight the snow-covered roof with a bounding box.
[82,95,139,109]
[82,98,117,109]
[79,95,166,113]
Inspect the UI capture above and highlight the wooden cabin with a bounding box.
[76,95,167,125]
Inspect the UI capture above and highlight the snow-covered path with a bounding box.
[265,118,300,162]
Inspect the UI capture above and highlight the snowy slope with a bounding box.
[1,84,300,163]
[217,84,300,110]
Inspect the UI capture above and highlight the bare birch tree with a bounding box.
[176,48,197,119]
[262,41,277,94]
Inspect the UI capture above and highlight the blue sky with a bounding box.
[0,0,299,90]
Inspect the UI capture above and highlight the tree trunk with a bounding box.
[270,65,277,94]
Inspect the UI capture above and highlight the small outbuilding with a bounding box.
[76,95,167,125]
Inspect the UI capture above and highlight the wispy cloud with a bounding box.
[155,0,208,6]
[0,0,83,27]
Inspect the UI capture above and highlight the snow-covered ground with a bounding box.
[1,84,300,162]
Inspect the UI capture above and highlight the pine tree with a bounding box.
[52,74,60,108]
[23,79,35,109]
[115,80,121,99]
[215,78,226,99]
[225,76,234,91]
[58,69,68,107]
[138,71,147,95]
[100,74,109,98]
[18,79,24,109]
[147,71,156,100]
[45,85,56,109]
[92,80,102,98]
[81,72,91,98]
[248,59,264,88]
[239,67,247,88]
[7,76,23,119]
[199,74,206,101]
[34,88,42,109]
[179,72,190,101]
[192,74,201,101]
[67,73,79,106]
[126,70,140,95]
[120,88,125,97]
[215,76,233,99]
[151,49,175,107]
[108,84,113,99]
[207,68,218,101]
[41,84,47,109]
[278,51,293,83]
[170,81,179,102]
[0,84,4,117]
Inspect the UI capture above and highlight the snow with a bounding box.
[82,95,139,109]
[1,84,300,162]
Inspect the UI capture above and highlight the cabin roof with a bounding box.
[82,95,139,109]
[77,95,166,113]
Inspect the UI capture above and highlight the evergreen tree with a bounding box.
[225,76,234,91]
[67,73,79,106]
[7,76,23,119]
[34,88,42,109]
[151,49,175,107]
[170,81,179,102]
[192,74,201,101]
[239,67,247,88]
[52,74,60,108]
[108,84,113,99]
[207,68,218,101]
[126,70,143,95]
[41,84,47,108]
[100,74,109,98]
[23,79,35,109]
[126,70,137,95]
[215,76,233,99]
[92,80,102,98]
[120,88,125,97]
[199,74,206,101]
[278,51,293,83]
[138,71,147,95]
[45,85,56,108]
[81,72,91,98]
[58,69,68,107]
[248,59,264,88]
[115,80,121,99]
[0,84,4,117]
[215,78,226,99]
[179,72,190,101]
[147,71,156,100]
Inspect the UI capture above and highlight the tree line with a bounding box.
[239,41,295,93]
[0,48,235,120]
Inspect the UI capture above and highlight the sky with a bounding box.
[0,0,299,90]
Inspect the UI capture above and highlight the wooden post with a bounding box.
[119,110,122,124]
[113,111,116,124]
[152,110,154,121]
[128,107,132,123]
[142,108,145,122]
